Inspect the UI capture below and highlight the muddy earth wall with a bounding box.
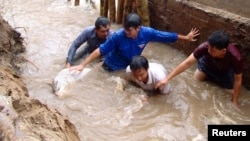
[0,15,80,141]
[148,0,250,89]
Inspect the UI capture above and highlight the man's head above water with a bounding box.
[123,13,142,39]
[123,13,141,30]
[207,30,229,58]
[95,16,111,39]
[129,55,149,83]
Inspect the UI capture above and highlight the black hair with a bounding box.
[208,30,229,50]
[130,56,149,71]
[95,16,111,30]
[123,13,141,30]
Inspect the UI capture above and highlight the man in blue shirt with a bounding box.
[70,13,200,72]
[65,16,112,67]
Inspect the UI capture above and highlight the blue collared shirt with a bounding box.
[100,26,178,71]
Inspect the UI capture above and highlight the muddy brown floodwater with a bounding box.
[1,0,250,141]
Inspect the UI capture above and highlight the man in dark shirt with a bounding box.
[65,16,112,67]
[156,30,243,106]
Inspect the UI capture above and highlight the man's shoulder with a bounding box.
[108,30,114,36]
[109,28,126,39]
[148,63,167,80]
[194,41,208,53]
[115,28,125,34]
[228,44,242,60]
[149,63,166,72]
[84,26,95,32]
[149,62,164,68]
[125,65,131,73]
[198,41,209,48]
[228,44,240,52]
[140,26,154,32]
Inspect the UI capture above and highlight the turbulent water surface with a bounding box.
[1,0,250,140]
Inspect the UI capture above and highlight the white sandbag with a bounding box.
[53,68,91,96]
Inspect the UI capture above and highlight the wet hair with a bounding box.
[95,16,111,30]
[123,13,141,30]
[130,56,149,71]
[208,30,229,50]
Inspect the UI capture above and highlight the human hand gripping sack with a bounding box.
[69,64,85,73]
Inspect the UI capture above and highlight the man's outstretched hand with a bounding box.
[186,28,200,42]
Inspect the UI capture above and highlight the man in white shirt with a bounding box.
[126,56,170,100]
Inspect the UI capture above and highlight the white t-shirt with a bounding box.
[126,63,170,94]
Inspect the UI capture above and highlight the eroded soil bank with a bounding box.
[0,15,80,141]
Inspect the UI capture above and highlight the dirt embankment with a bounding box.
[0,16,80,141]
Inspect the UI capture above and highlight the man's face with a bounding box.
[132,68,148,83]
[96,25,110,39]
[208,44,226,58]
[124,26,140,39]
